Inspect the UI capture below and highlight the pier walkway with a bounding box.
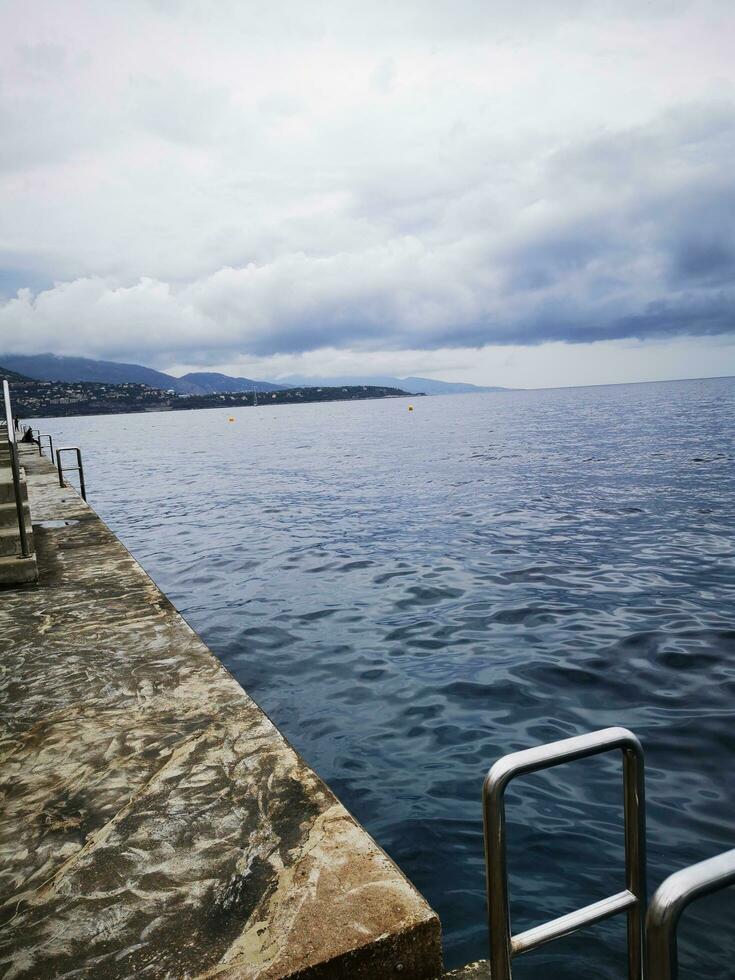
[0,445,442,979]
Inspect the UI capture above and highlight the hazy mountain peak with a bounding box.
[278,374,510,395]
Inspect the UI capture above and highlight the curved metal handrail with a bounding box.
[645,847,735,980]
[57,446,87,501]
[38,433,55,463]
[483,726,646,980]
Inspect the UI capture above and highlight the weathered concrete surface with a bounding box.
[0,445,442,979]
[442,961,490,979]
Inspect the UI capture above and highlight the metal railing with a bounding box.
[483,726,647,980]
[57,446,87,501]
[38,434,55,463]
[645,847,735,980]
[2,380,31,558]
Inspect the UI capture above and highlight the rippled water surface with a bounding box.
[35,377,735,976]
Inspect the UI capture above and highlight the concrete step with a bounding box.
[0,501,33,534]
[0,553,38,586]
[0,526,34,557]
[0,476,28,505]
[0,447,36,460]
[1,444,35,456]
[0,501,31,527]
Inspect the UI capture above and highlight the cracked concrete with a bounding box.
[0,445,443,979]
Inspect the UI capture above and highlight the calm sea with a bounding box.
[33,377,735,977]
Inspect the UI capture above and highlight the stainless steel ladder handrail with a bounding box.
[2,380,31,558]
[38,434,55,463]
[645,847,735,980]
[57,446,87,501]
[483,726,646,980]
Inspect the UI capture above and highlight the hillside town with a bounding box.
[6,372,410,418]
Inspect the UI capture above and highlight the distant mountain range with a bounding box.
[1,354,508,396]
[0,365,32,384]
[280,374,508,395]
[0,354,286,395]
[174,371,285,394]
[1,353,181,388]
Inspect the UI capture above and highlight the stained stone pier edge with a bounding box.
[0,443,450,979]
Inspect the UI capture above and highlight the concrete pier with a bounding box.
[0,444,443,978]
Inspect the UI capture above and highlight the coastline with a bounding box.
[14,385,416,420]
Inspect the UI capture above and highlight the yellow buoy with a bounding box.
[408,405,414,411]
[228,416,236,422]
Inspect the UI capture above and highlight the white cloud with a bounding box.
[1,0,735,385]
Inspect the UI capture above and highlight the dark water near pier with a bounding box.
[35,377,735,977]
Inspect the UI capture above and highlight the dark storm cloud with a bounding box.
[2,0,735,365]
[6,96,734,360]
[209,100,735,357]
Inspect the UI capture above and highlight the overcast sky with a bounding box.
[1,0,734,387]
